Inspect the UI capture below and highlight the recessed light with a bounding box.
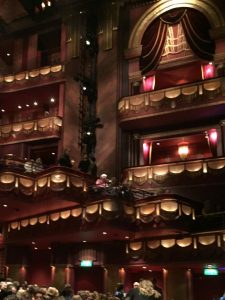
[125,236,130,239]
[102,231,107,235]
[48,247,52,250]
[50,98,55,103]
[82,240,87,243]
[156,142,160,146]
[1,109,5,112]
[32,241,35,245]
[6,53,10,57]
[3,204,7,207]
[18,105,22,109]
[34,247,38,250]
[34,101,38,106]
[26,104,30,107]
[142,266,147,269]
[51,152,55,155]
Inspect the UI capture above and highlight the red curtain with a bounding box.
[181,9,215,62]
[140,18,168,74]
[140,8,215,75]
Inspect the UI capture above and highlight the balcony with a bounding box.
[118,77,225,130]
[0,116,62,144]
[0,64,64,92]
[123,157,225,193]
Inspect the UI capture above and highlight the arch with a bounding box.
[128,0,225,50]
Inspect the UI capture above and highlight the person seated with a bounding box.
[95,174,109,187]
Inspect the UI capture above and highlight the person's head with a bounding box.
[46,287,59,298]
[33,290,45,300]
[139,280,161,299]
[133,282,139,288]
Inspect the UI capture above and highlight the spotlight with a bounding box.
[85,40,91,46]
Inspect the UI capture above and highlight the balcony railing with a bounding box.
[118,77,225,121]
[123,157,225,187]
[0,116,62,144]
[0,64,64,91]
[0,166,94,197]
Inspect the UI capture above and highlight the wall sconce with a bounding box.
[178,144,189,160]
[143,142,150,165]
[201,62,215,80]
[142,75,155,92]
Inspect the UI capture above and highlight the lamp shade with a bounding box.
[178,144,189,160]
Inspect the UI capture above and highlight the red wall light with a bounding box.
[201,63,215,80]
[143,142,150,165]
[142,75,155,92]
[209,130,217,143]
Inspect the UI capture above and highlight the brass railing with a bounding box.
[123,157,225,186]
[118,77,225,119]
[0,64,64,85]
[0,116,62,144]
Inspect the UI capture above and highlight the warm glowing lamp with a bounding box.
[142,75,155,92]
[209,130,217,143]
[143,142,150,165]
[178,144,189,160]
[201,63,215,80]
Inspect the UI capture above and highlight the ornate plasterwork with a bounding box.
[128,0,225,51]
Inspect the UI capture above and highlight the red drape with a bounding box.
[140,8,215,75]
[140,18,167,74]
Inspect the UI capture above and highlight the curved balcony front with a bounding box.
[122,157,225,202]
[118,77,225,130]
[0,116,62,144]
[0,64,64,92]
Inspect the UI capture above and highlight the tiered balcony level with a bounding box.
[118,77,225,128]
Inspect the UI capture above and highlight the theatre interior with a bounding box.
[0,0,225,299]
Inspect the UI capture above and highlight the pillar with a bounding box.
[220,120,225,156]
[13,38,23,72]
[104,264,122,294]
[61,22,67,64]
[163,268,194,300]
[52,265,66,290]
[27,34,38,69]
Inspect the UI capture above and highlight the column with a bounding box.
[104,264,121,294]
[13,38,23,72]
[163,268,194,300]
[27,34,38,70]
[61,22,67,64]
[220,120,225,156]
[52,265,66,291]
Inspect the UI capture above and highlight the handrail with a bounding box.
[123,156,225,185]
[118,77,225,114]
[0,116,62,144]
[0,64,64,85]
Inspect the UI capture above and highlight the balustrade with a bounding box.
[0,116,62,144]
[118,77,225,119]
